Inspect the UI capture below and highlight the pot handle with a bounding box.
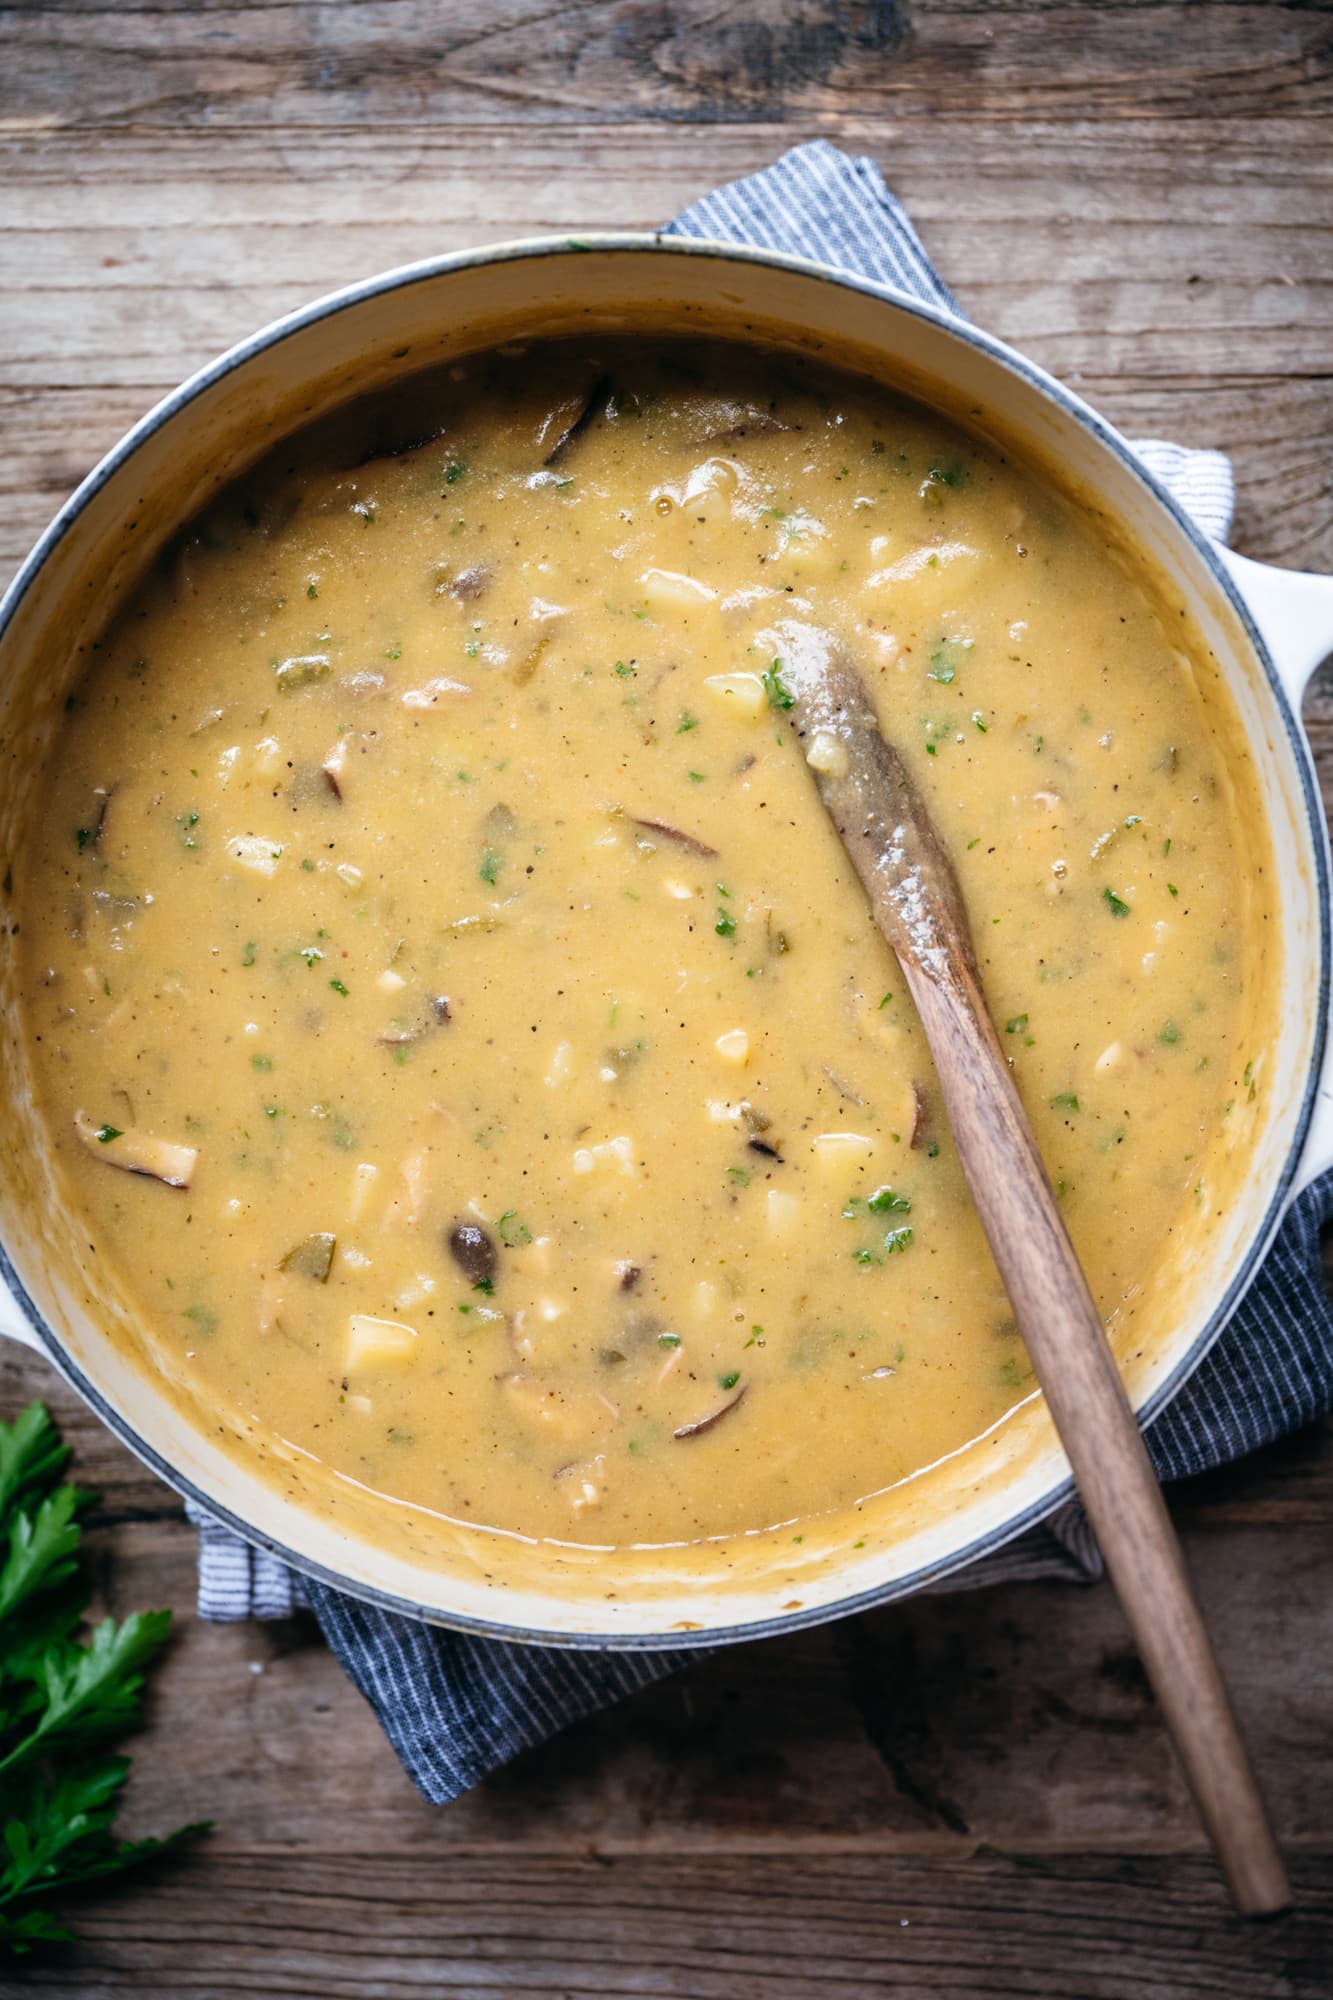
[1217,547,1333,1199]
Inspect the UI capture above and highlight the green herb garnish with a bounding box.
[927,636,972,685]
[497,1211,532,1248]
[1102,887,1131,918]
[761,658,795,710]
[0,1403,207,1955]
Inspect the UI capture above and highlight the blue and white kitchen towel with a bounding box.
[188,142,1333,1804]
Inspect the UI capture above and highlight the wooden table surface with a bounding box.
[2,4,1331,1993]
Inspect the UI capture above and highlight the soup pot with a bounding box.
[1,238,1332,1645]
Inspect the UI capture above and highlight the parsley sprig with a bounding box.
[0,1402,207,1955]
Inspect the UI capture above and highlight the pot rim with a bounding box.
[1,231,1325,1650]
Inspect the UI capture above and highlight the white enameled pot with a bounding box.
[1,238,1332,1645]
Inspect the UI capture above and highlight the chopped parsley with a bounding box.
[715,908,737,938]
[1102,887,1131,917]
[761,658,795,710]
[94,1124,122,1144]
[927,636,972,685]
[497,1210,532,1248]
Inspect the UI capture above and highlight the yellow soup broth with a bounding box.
[19,341,1276,1552]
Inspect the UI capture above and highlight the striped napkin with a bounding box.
[188,141,1333,1804]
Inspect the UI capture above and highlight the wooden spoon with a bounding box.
[774,623,1290,1917]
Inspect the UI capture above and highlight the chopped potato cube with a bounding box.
[806,729,849,777]
[703,672,765,720]
[766,1189,801,1235]
[225,834,283,877]
[345,1314,419,1371]
[811,1131,876,1166]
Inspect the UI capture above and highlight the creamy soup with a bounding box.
[18,341,1275,1554]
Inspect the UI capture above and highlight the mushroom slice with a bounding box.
[73,1109,197,1189]
[322,738,349,799]
[684,398,797,446]
[673,1386,747,1441]
[631,817,719,859]
[541,375,611,466]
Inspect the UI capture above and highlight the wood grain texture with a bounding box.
[1,0,1328,129]
[10,1853,1333,2000]
[1,0,1331,1987]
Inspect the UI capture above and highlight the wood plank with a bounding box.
[5,1358,1329,1858]
[31,1450,1324,1855]
[1,0,1327,130]
[12,1850,1333,1999]
[0,119,1327,392]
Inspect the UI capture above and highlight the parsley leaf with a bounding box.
[761,659,794,710]
[0,1403,207,1956]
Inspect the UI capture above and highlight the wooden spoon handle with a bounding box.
[906,962,1290,1918]
[779,634,1290,1914]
